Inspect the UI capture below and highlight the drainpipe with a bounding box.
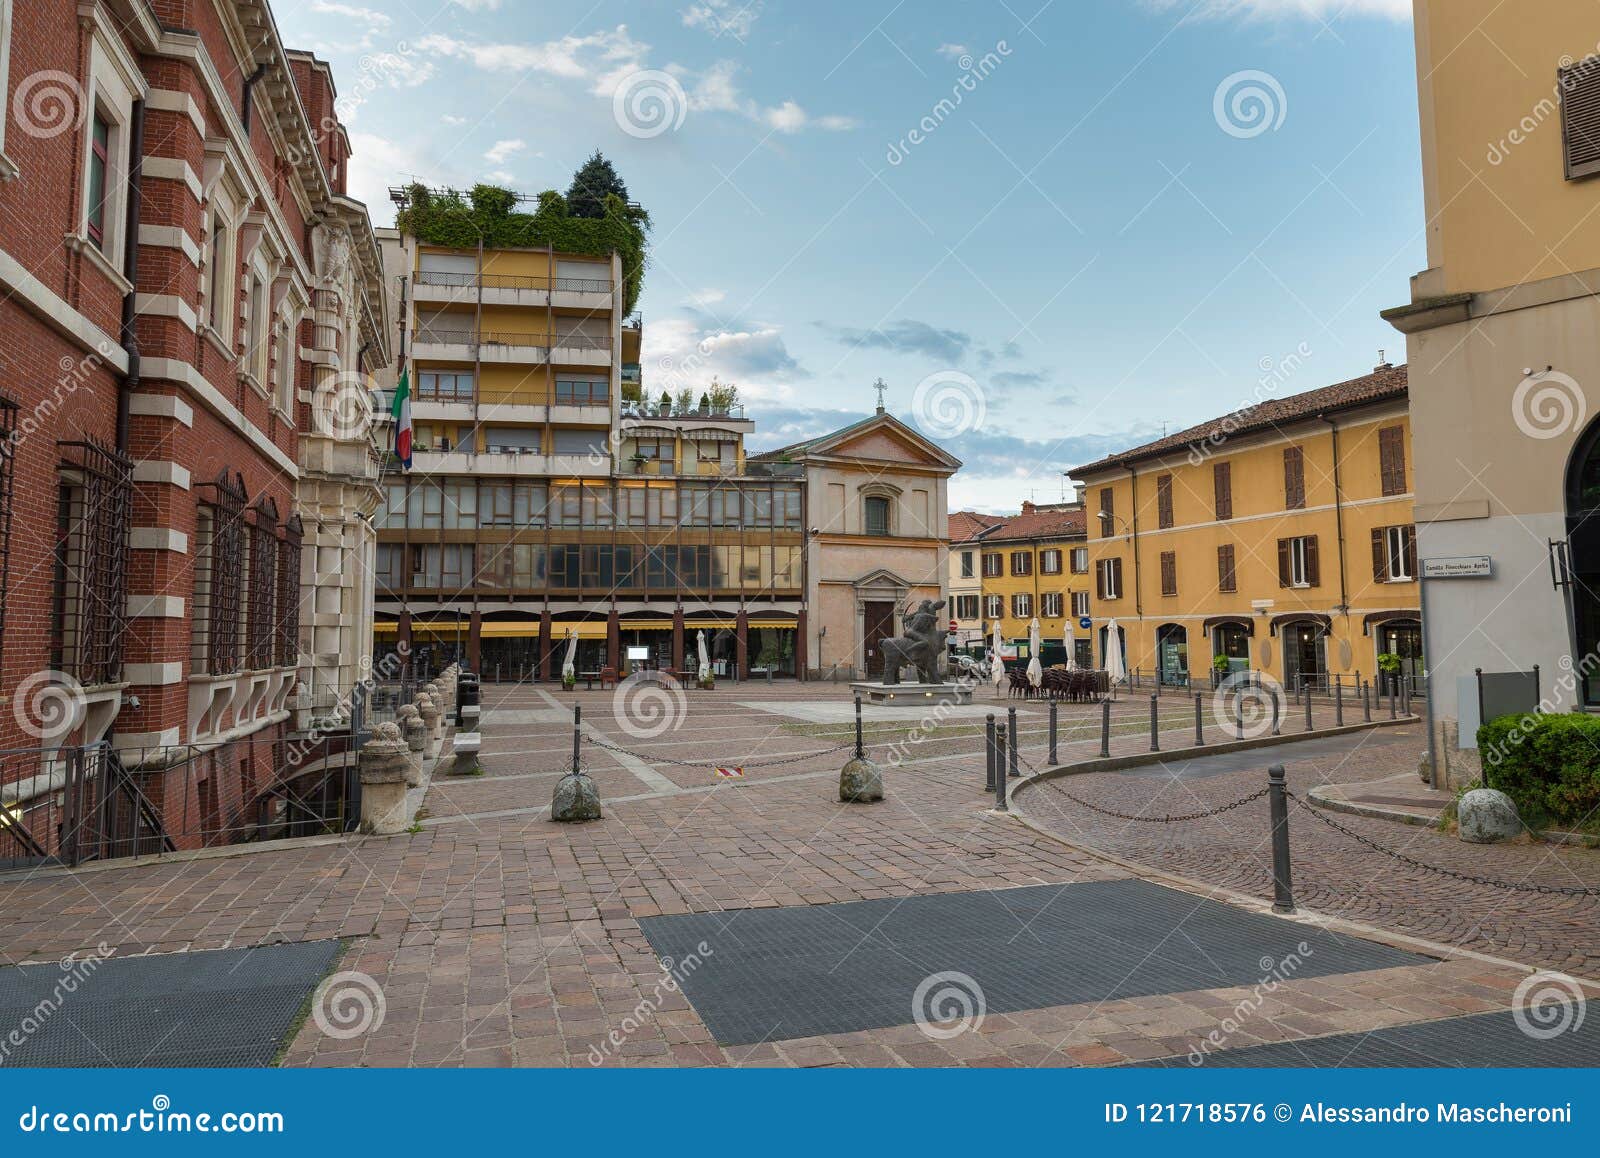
[1127,466,1142,617]
[115,99,146,451]
[1319,414,1350,615]
[240,63,270,136]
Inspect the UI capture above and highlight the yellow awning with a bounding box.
[747,618,797,629]
[549,623,609,640]
[479,623,541,638]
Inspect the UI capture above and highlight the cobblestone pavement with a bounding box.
[0,682,1582,1067]
[1016,727,1600,978]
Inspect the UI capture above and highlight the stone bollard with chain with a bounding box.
[415,693,442,758]
[400,709,428,785]
[359,722,413,835]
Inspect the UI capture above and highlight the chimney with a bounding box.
[1021,501,1035,514]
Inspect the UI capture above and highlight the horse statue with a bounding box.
[880,599,947,685]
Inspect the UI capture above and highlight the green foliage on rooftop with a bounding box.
[396,182,649,314]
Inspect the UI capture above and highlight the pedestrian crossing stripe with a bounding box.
[714,766,744,778]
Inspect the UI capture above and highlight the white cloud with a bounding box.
[308,0,389,26]
[483,138,525,164]
[936,43,969,59]
[450,0,502,10]
[441,114,467,126]
[687,288,726,308]
[643,316,804,403]
[1145,0,1409,19]
[682,0,763,42]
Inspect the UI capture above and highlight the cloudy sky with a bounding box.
[277,0,1421,512]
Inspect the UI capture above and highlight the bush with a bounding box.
[1478,712,1600,831]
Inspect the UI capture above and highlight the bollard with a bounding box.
[854,694,865,759]
[985,714,997,792]
[1194,693,1204,747]
[552,704,601,822]
[1388,683,1397,719]
[1149,693,1159,752]
[358,722,412,835]
[839,698,884,803]
[1048,700,1058,767]
[1099,699,1111,758]
[1271,688,1281,737]
[1335,677,1343,726]
[1304,687,1313,732]
[994,725,1009,811]
[1363,680,1372,723]
[1268,764,1295,914]
[1235,690,1245,741]
[1007,706,1020,778]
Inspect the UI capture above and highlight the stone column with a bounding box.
[539,607,553,682]
[415,693,441,758]
[468,607,482,673]
[672,605,685,674]
[606,607,620,672]
[359,723,412,835]
[398,609,414,680]
[736,608,749,680]
[795,609,808,682]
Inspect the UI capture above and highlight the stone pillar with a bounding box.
[400,711,427,785]
[736,608,749,680]
[672,606,685,674]
[795,609,808,682]
[415,693,441,758]
[539,607,553,682]
[468,608,482,673]
[606,607,620,672]
[359,723,412,835]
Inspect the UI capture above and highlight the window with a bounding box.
[955,594,979,619]
[1071,591,1090,617]
[418,370,475,401]
[86,114,110,248]
[486,426,541,453]
[1378,425,1407,496]
[1040,549,1062,575]
[1012,593,1032,618]
[555,377,609,405]
[375,543,404,589]
[1278,535,1320,588]
[1098,487,1115,537]
[50,441,132,687]
[1156,473,1174,529]
[192,474,247,676]
[1214,461,1233,520]
[1159,550,1177,597]
[1096,557,1123,601]
[1560,56,1600,180]
[1218,544,1237,593]
[552,428,606,457]
[960,550,974,579]
[242,272,269,383]
[864,495,891,536]
[207,210,234,335]
[1070,546,1088,574]
[1010,550,1032,577]
[985,594,1004,619]
[0,0,14,175]
[981,552,1002,577]
[1283,446,1305,510]
[273,318,295,414]
[1041,592,1063,618]
[1374,524,1417,582]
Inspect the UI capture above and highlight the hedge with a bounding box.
[396,184,649,314]
[1478,712,1600,831]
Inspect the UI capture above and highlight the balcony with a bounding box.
[411,327,613,368]
[412,271,615,311]
[619,399,754,435]
[406,448,611,478]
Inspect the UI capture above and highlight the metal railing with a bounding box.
[414,328,614,352]
[415,271,613,294]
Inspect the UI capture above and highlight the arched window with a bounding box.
[864,495,891,537]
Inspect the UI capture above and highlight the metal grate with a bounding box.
[248,497,278,670]
[193,471,247,674]
[277,514,303,667]
[52,439,132,686]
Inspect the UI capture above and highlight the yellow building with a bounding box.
[977,503,1090,667]
[1068,366,1417,691]
[948,511,1003,651]
[1383,0,1600,781]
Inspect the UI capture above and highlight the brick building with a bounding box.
[0,0,388,857]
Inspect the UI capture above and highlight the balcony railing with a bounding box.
[415,271,613,294]
[621,400,747,421]
[414,328,614,352]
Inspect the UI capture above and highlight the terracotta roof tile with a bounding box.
[1067,364,1408,479]
[948,510,1005,542]
[983,505,1086,543]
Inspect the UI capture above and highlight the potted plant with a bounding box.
[699,673,715,691]
[1378,652,1402,693]
[697,391,711,415]
[658,390,672,416]
[562,671,577,691]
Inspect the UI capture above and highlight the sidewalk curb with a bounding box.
[1305,782,1440,828]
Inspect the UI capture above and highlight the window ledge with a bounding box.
[199,325,235,363]
[239,369,270,400]
[64,234,133,295]
[0,151,19,181]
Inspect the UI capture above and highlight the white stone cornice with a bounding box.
[142,156,204,203]
[128,393,194,426]
[137,224,201,266]
[145,87,205,136]
[130,528,189,552]
[0,247,127,370]
[141,357,300,478]
[127,595,185,618]
[132,461,192,489]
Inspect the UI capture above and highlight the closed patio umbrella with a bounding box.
[1064,624,1078,671]
[1104,619,1126,687]
[697,630,711,684]
[1027,617,1043,689]
[991,619,1006,695]
[561,628,577,682]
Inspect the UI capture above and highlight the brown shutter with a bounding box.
[1096,561,1106,601]
[1157,474,1173,529]
[1283,446,1305,509]
[1214,462,1232,520]
[1111,556,1123,596]
[1561,57,1600,180]
[1372,527,1387,582]
[1218,544,1236,593]
[1379,426,1406,496]
[1277,538,1291,588]
[1403,524,1418,578]
[1160,550,1176,596]
[1305,535,1321,587]
[1099,487,1114,537]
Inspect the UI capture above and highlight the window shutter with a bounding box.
[1099,487,1114,537]
[1305,535,1321,587]
[1561,57,1600,180]
[1111,557,1123,595]
[1277,538,1291,588]
[1218,544,1236,593]
[1096,562,1105,601]
[1283,447,1305,509]
[1403,524,1418,578]
[1214,462,1232,520]
[1157,474,1173,529]
[1372,527,1387,582]
[1160,550,1176,596]
[1378,426,1406,496]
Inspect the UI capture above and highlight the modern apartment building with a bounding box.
[1069,366,1417,690]
[1384,0,1600,782]
[948,511,1003,651]
[0,1,388,854]
[977,503,1090,667]
[374,211,807,679]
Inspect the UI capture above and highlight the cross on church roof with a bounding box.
[873,377,887,415]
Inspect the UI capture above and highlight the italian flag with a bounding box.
[391,366,413,470]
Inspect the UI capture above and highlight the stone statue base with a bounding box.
[850,681,973,705]
[839,755,884,803]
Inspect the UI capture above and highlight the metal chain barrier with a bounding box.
[584,733,857,770]
[1289,791,1600,898]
